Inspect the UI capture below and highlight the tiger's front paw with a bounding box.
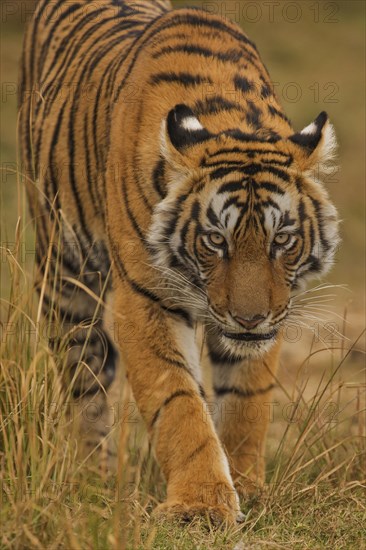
[154,501,244,526]
[154,481,243,525]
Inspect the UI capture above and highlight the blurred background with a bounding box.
[1,0,365,425]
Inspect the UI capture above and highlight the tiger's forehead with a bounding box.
[201,174,298,237]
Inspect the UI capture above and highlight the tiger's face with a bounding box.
[148,105,340,357]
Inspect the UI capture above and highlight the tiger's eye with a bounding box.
[209,233,226,247]
[273,233,291,246]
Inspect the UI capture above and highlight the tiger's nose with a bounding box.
[232,313,267,330]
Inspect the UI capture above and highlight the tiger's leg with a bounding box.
[111,277,241,523]
[38,229,119,470]
[206,331,281,497]
[60,309,120,471]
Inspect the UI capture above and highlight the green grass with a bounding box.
[1,1,365,549]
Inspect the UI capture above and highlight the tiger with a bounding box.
[18,0,340,524]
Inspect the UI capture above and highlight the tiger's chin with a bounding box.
[218,328,279,359]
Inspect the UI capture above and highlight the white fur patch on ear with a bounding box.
[181,116,204,132]
[300,121,317,135]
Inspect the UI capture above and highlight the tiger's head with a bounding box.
[148,104,340,357]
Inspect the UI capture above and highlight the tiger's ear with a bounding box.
[288,111,337,173]
[160,104,212,169]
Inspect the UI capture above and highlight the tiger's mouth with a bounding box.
[222,329,278,342]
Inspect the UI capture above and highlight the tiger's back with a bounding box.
[19,0,339,524]
[20,0,170,238]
